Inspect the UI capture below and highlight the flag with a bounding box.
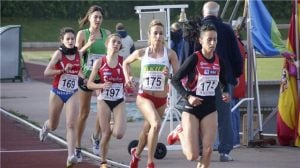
[249,0,286,56]
[277,0,300,147]
[277,60,298,146]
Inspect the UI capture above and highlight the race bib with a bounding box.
[142,71,165,91]
[58,74,78,92]
[101,83,124,100]
[196,75,219,96]
[87,53,104,70]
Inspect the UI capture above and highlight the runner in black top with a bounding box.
[171,49,228,119]
[167,23,230,168]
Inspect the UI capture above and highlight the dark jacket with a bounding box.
[201,16,243,85]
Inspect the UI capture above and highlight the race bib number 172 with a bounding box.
[196,75,218,96]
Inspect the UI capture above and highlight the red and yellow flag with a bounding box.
[277,0,300,147]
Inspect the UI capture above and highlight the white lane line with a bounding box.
[0,107,130,168]
[1,149,67,153]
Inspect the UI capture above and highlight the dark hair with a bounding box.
[200,23,217,33]
[59,27,75,41]
[78,5,104,28]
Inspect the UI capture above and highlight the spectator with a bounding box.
[116,22,135,96]
[180,19,202,66]
[201,1,243,162]
[231,21,247,148]
[170,22,184,63]
[116,22,135,59]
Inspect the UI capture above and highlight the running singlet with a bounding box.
[52,52,81,93]
[81,28,108,78]
[139,47,170,92]
[194,51,220,96]
[97,56,125,101]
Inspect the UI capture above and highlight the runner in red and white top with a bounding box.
[87,33,126,168]
[97,55,125,101]
[40,27,92,168]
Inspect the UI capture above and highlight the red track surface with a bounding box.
[1,113,99,168]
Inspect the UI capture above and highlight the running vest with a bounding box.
[53,52,81,92]
[139,47,170,93]
[97,56,125,100]
[194,51,220,96]
[81,28,108,78]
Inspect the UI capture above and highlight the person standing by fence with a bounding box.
[116,22,135,96]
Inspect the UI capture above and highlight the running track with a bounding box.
[1,62,100,168]
[1,112,99,168]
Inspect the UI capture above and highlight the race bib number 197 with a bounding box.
[101,83,124,100]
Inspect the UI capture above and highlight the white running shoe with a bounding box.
[39,122,48,142]
[66,154,78,168]
[75,148,83,163]
[90,135,100,155]
[220,153,234,162]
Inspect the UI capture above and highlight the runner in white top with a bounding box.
[123,19,179,168]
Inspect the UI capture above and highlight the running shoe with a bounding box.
[146,162,155,168]
[75,147,83,163]
[129,148,140,168]
[233,144,241,149]
[167,124,183,145]
[100,162,108,168]
[66,154,78,168]
[91,135,100,155]
[39,121,48,142]
[220,153,234,162]
[196,162,202,168]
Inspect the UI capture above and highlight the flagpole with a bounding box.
[246,0,255,144]
[295,0,300,103]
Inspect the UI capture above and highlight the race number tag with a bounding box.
[87,54,104,70]
[101,83,124,100]
[196,75,219,96]
[58,74,78,92]
[142,71,165,91]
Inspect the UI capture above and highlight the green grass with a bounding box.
[23,51,54,63]
[254,57,283,81]
[6,16,285,80]
[2,17,140,42]
[22,50,142,76]
[2,17,289,42]
[23,51,284,80]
